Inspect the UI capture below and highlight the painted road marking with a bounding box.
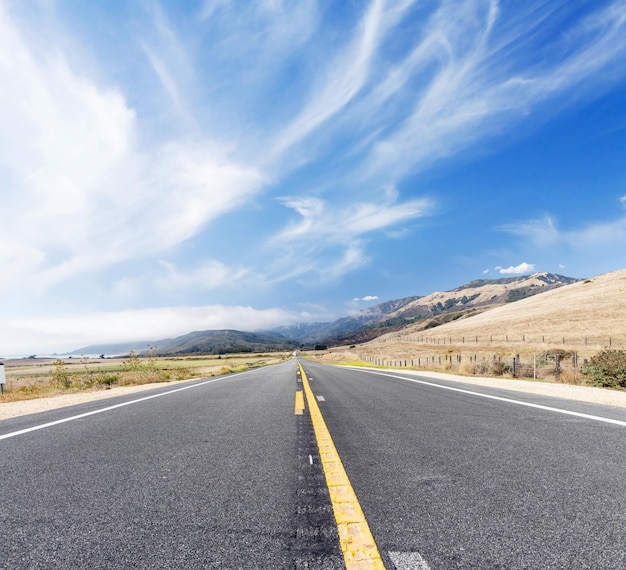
[353,368,626,427]
[298,361,384,569]
[388,551,431,570]
[0,370,257,441]
[317,395,326,402]
[295,390,305,415]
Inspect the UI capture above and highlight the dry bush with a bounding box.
[581,349,626,388]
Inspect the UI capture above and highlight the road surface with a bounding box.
[1,358,625,568]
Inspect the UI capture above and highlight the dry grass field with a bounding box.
[0,352,292,403]
[330,268,626,385]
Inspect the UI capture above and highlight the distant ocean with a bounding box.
[1,353,108,360]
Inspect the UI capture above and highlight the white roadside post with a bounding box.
[0,362,5,395]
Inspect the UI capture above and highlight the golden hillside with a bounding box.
[360,268,626,360]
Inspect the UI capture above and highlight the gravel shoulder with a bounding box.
[0,380,196,421]
[2,369,625,422]
[347,366,626,408]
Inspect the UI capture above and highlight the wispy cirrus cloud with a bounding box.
[155,259,250,293]
[266,192,433,283]
[270,0,385,158]
[274,194,433,243]
[499,212,626,274]
[348,0,626,180]
[500,213,626,249]
[499,215,562,246]
[0,5,264,299]
[2,1,626,354]
[140,2,194,124]
[4,0,626,300]
[111,259,252,301]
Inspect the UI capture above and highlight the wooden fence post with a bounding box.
[555,353,561,382]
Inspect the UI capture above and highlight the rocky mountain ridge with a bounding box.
[69,272,580,355]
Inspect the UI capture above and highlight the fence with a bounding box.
[354,350,587,382]
[375,333,624,350]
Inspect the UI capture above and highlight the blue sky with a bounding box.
[2,0,626,355]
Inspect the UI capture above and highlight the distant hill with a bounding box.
[379,272,581,330]
[68,272,581,356]
[368,268,626,350]
[68,340,168,356]
[152,329,297,355]
[273,296,421,344]
[70,329,297,357]
[277,273,579,346]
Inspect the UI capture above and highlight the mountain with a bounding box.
[70,330,297,357]
[69,272,580,355]
[367,268,626,350]
[151,329,297,355]
[273,296,421,344]
[277,273,580,346]
[379,272,581,328]
[68,339,170,356]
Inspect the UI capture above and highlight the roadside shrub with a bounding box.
[53,359,71,389]
[96,374,119,388]
[581,349,626,388]
[537,349,575,365]
[490,359,509,376]
[123,351,143,372]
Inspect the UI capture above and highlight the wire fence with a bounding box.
[375,333,625,350]
[353,350,591,382]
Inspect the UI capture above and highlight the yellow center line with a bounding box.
[297,361,385,569]
[294,390,305,415]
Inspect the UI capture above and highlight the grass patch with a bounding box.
[1,352,292,402]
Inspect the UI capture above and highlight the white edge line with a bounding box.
[0,370,257,441]
[350,368,626,427]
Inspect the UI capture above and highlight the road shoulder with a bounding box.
[342,366,626,408]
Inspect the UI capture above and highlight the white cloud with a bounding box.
[498,262,536,275]
[268,193,433,282]
[354,295,379,302]
[0,7,265,298]
[358,1,626,180]
[0,305,316,355]
[501,214,626,250]
[498,215,561,246]
[620,195,626,207]
[318,242,369,282]
[111,259,252,300]
[155,259,249,292]
[497,213,626,277]
[271,0,385,157]
[275,195,433,244]
[1,138,264,296]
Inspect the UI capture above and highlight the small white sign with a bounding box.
[0,363,5,384]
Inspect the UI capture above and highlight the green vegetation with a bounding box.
[1,352,291,402]
[506,289,531,302]
[52,359,71,389]
[581,349,626,388]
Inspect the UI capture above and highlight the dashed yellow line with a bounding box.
[294,390,305,415]
[297,361,384,569]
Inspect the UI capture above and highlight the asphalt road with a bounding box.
[300,360,626,569]
[1,359,625,569]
